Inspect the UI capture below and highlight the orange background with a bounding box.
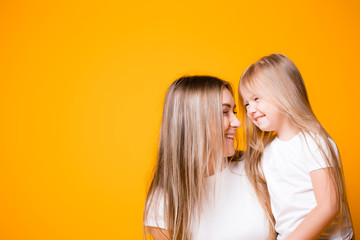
[0,0,359,239]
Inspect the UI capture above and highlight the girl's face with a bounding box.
[222,88,241,156]
[240,87,296,140]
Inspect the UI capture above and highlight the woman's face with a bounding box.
[222,88,241,156]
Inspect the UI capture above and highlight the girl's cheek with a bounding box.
[247,113,252,121]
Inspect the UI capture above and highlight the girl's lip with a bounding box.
[254,115,264,121]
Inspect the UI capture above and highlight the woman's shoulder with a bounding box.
[144,188,166,228]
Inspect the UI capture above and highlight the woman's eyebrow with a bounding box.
[222,104,231,108]
[222,103,236,109]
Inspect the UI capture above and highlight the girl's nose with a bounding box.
[247,103,256,114]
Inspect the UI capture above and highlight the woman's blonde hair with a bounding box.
[143,75,238,240]
[239,53,352,236]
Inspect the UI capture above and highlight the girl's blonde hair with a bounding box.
[239,53,352,236]
[143,76,238,240]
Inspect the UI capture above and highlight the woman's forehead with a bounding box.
[222,88,235,105]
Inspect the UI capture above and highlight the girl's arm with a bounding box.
[286,167,338,240]
[145,227,169,240]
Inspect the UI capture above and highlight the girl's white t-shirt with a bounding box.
[145,160,270,240]
[262,132,353,240]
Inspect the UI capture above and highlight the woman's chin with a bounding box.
[225,148,235,157]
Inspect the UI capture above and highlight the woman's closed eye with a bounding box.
[223,109,237,115]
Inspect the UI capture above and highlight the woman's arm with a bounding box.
[145,227,170,240]
[286,167,338,240]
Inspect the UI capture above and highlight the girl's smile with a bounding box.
[240,88,298,141]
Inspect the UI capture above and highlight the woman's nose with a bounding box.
[230,115,241,128]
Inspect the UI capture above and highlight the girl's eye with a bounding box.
[223,111,229,115]
[255,98,259,101]
[233,111,237,114]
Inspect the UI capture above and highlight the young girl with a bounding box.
[144,76,275,240]
[239,54,354,239]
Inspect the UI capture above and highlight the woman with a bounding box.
[143,76,274,240]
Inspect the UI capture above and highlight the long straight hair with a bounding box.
[239,53,352,236]
[143,76,235,240]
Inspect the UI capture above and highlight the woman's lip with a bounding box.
[225,132,236,135]
[225,133,235,142]
[225,137,235,143]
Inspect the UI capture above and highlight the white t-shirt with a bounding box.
[145,160,270,240]
[262,132,353,240]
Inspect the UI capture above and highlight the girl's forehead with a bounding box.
[240,83,262,97]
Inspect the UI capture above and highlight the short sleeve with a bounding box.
[302,135,338,172]
[144,191,167,229]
